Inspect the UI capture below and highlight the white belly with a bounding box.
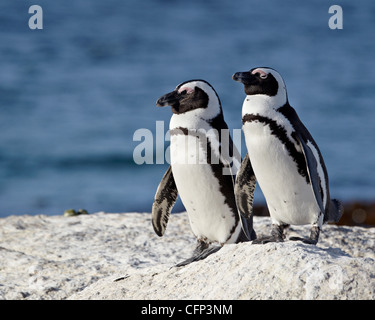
[243,122,320,226]
[170,134,240,244]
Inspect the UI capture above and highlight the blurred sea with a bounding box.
[0,0,375,217]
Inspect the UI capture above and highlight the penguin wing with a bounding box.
[294,132,325,214]
[234,152,257,220]
[152,166,178,237]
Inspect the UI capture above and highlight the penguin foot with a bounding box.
[289,226,320,245]
[252,236,284,244]
[252,223,287,244]
[175,246,221,267]
[192,239,210,256]
[289,236,318,245]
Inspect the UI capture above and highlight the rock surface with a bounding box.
[0,212,374,300]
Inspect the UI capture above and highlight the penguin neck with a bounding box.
[169,101,222,131]
[170,111,214,132]
[242,94,287,118]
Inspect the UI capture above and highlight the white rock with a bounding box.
[70,241,375,300]
[0,212,374,300]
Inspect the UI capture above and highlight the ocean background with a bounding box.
[0,0,374,217]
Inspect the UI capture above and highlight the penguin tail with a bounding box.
[324,199,344,223]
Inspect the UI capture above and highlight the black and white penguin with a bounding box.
[232,67,343,244]
[152,79,256,266]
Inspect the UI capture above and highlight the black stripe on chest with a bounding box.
[242,114,309,184]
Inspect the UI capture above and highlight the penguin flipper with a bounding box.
[294,133,325,214]
[234,153,257,220]
[152,166,178,237]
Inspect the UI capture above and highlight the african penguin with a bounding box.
[232,67,343,244]
[152,79,256,266]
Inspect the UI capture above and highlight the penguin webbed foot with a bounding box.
[252,235,283,244]
[289,225,320,245]
[175,245,221,267]
[289,236,318,245]
[252,224,287,245]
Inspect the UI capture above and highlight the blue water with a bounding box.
[1,0,375,217]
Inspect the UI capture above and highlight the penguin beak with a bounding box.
[156,91,179,107]
[232,71,256,85]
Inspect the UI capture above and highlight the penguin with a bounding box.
[152,79,256,266]
[232,67,343,244]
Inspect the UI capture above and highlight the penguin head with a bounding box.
[232,67,288,105]
[156,80,222,120]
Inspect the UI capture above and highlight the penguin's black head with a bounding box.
[232,67,285,98]
[156,80,222,117]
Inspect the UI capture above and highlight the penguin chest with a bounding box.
[170,134,240,244]
[243,122,319,225]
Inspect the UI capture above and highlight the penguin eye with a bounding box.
[259,73,268,79]
[178,86,194,95]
